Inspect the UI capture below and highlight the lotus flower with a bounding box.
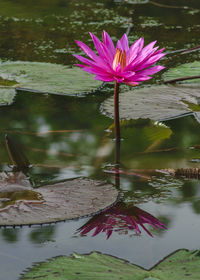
[73,31,166,86]
[77,203,167,239]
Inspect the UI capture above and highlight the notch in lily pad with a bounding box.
[20,249,200,279]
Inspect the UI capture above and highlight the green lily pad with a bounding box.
[21,250,200,280]
[0,62,102,95]
[0,87,16,105]
[163,61,200,84]
[0,174,118,226]
[102,85,200,121]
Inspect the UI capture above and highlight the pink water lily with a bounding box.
[73,31,166,86]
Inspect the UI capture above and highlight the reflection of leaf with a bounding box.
[163,61,200,84]
[0,177,118,226]
[109,119,172,142]
[1,228,19,243]
[102,85,200,121]
[21,250,200,280]
[5,134,30,171]
[0,62,102,95]
[109,120,172,150]
[29,226,55,244]
[143,123,172,142]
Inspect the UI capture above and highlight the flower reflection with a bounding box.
[77,202,166,239]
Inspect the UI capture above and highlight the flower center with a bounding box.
[113,48,126,71]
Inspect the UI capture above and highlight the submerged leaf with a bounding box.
[102,85,200,121]
[0,62,102,95]
[21,250,200,280]
[0,176,118,226]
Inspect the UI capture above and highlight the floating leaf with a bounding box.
[0,62,102,95]
[21,250,200,280]
[0,174,118,226]
[163,61,200,84]
[0,87,16,105]
[102,85,200,121]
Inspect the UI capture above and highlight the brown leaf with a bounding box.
[0,175,118,226]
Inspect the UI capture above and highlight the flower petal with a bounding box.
[90,32,114,66]
[116,39,123,50]
[90,32,105,58]
[75,40,100,61]
[127,37,144,64]
[136,52,166,71]
[73,54,112,73]
[138,65,165,76]
[81,66,111,76]
[126,41,157,71]
[94,75,114,82]
[119,33,129,52]
[124,81,139,86]
[127,74,152,82]
[141,41,157,56]
[102,30,115,56]
[73,54,96,67]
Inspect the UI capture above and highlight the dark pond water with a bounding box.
[0,0,200,279]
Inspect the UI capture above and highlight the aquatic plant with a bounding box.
[74,31,166,139]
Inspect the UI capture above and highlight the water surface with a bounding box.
[0,0,200,279]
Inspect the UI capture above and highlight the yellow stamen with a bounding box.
[113,48,127,71]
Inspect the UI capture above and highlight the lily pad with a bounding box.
[163,61,200,84]
[21,250,200,280]
[0,62,102,95]
[101,85,200,121]
[0,173,118,226]
[0,87,16,105]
